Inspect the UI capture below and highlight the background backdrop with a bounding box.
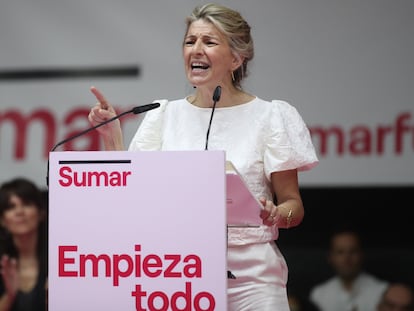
[1,0,412,187]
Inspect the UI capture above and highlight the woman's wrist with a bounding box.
[276,204,294,228]
[103,132,125,151]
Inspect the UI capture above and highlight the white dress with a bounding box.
[129,96,318,310]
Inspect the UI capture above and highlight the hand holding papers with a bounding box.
[226,161,263,227]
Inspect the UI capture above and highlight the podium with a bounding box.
[48,150,227,310]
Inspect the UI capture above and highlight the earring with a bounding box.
[231,71,235,82]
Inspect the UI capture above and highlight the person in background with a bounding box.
[0,178,48,311]
[377,283,414,311]
[309,229,388,311]
[88,3,318,310]
[288,292,321,311]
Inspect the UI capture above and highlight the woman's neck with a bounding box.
[189,85,254,108]
[13,232,39,258]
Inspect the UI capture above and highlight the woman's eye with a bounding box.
[206,41,217,46]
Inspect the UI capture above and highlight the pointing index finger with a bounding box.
[90,86,109,110]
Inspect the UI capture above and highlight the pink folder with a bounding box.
[226,161,264,226]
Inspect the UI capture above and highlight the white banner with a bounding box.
[1,0,413,187]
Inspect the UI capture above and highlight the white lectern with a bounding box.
[48,150,227,311]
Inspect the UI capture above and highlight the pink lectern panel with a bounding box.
[226,161,263,226]
[48,150,227,311]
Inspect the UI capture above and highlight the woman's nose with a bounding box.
[12,204,25,214]
[192,40,204,54]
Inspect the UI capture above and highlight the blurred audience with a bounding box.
[289,292,320,311]
[309,229,388,311]
[289,293,305,311]
[0,178,48,311]
[377,282,414,311]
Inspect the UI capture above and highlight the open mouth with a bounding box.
[191,62,210,70]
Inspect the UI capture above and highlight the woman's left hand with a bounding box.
[259,198,279,226]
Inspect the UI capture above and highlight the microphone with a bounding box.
[212,85,222,103]
[204,86,221,150]
[51,103,160,152]
[46,102,160,186]
[204,86,234,280]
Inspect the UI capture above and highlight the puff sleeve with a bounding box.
[263,100,318,180]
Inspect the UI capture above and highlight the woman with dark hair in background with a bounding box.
[0,178,48,311]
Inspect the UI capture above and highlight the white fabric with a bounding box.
[227,241,289,311]
[309,273,389,311]
[129,97,318,245]
[128,96,318,310]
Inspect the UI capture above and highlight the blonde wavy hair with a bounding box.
[185,3,254,88]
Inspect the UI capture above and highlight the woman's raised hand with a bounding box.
[0,255,19,302]
[88,86,125,150]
